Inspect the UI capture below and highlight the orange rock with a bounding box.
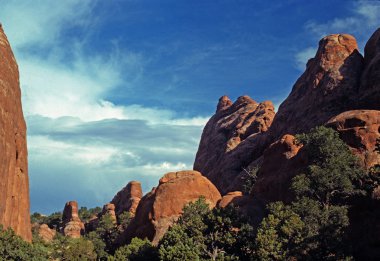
[62,201,84,238]
[122,170,221,245]
[0,25,31,241]
[270,34,364,138]
[194,95,275,193]
[38,224,56,243]
[326,110,380,168]
[111,181,143,216]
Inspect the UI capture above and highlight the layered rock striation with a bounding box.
[0,25,31,241]
[61,201,84,238]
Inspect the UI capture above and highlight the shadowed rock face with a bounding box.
[122,171,221,245]
[194,96,275,193]
[359,28,380,110]
[269,34,364,138]
[251,135,306,205]
[62,201,84,238]
[111,181,143,216]
[0,25,31,241]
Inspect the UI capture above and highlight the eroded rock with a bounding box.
[62,201,84,238]
[123,170,221,245]
[0,25,31,241]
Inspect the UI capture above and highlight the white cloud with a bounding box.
[294,1,380,71]
[0,0,95,49]
[0,0,210,212]
[305,1,380,48]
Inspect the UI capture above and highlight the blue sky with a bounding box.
[0,0,379,214]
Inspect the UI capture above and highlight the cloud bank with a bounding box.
[0,0,209,213]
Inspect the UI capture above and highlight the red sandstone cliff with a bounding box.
[194,32,379,196]
[0,25,31,241]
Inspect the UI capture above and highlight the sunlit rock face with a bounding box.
[269,34,364,138]
[111,181,143,216]
[62,201,84,238]
[0,24,31,242]
[121,170,221,245]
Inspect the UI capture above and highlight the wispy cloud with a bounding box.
[294,1,380,71]
[0,0,210,213]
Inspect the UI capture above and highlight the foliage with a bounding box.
[118,211,132,231]
[158,197,253,261]
[78,206,102,223]
[30,211,62,230]
[50,234,97,260]
[86,213,119,258]
[0,225,48,260]
[290,126,362,259]
[114,237,158,261]
[293,126,364,206]
[254,202,305,260]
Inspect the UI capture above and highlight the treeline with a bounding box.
[1,127,379,260]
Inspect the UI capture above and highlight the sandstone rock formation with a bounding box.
[123,171,221,245]
[102,203,117,223]
[359,28,380,110]
[0,25,31,241]
[194,96,275,193]
[251,135,305,205]
[326,110,380,168]
[38,224,56,243]
[194,33,371,195]
[111,181,143,216]
[269,34,363,138]
[62,201,84,238]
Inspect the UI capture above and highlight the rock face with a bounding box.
[326,110,380,168]
[62,201,84,238]
[251,135,306,205]
[0,25,31,241]
[38,224,56,243]
[359,28,380,110]
[111,181,143,216]
[194,96,275,193]
[123,171,221,245]
[269,34,364,138]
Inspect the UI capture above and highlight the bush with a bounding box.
[114,237,158,261]
[0,225,48,260]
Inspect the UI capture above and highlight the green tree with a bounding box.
[0,225,48,260]
[254,202,305,261]
[114,237,158,261]
[289,126,363,259]
[293,126,364,207]
[158,197,252,261]
[86,213,119,259]
[79,206,102,223]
